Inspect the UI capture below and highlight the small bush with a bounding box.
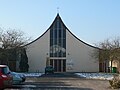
[109,74,120,89]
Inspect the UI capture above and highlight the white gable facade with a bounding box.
[26,14,99,73]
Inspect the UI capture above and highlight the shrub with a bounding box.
[109,74,120,89]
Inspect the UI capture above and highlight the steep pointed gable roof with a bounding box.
[48,13,67,30]
[25,13,99,49]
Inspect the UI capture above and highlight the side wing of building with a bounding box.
[66,30,99,72]
[26,30,50,72]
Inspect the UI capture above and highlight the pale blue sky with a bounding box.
[0,0,120,45]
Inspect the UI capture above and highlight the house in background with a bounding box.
[26,13,99,73]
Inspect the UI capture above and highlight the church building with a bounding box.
[26,14,99,72]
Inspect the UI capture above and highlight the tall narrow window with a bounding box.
[50,16,66,57]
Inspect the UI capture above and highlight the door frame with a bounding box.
[46,58,66,72]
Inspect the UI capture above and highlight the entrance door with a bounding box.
[50,59,66,72]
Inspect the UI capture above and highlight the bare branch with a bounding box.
[1,28,30,49]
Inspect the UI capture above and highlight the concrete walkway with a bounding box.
[41,72,80,78]
[6,73,116,90]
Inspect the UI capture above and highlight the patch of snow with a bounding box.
[17,72,114,80]
[19,73,44,77]
[75,73,114,80]
[22,85,36,88]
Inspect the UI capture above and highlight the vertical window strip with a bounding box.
[59,21,62,57]
[57,19,59,57]
[52,24,55,57]
[61,23,63,57]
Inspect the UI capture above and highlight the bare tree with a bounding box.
[1,29,30,49]
[0,28,30,71]
[92,37,120,72]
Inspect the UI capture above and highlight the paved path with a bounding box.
[5,73,115,90]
